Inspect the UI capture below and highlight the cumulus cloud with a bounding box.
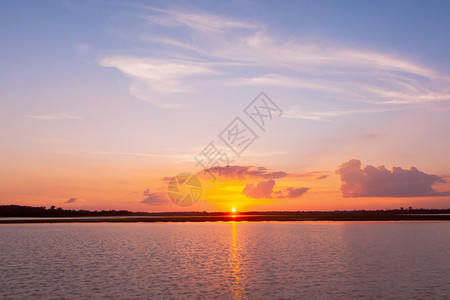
[242,179,276,199]
[336,159,450,197]
[242,179,309,199]
[64,198,77,203]
[141,189,168,205]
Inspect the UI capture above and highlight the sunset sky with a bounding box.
[1,0,450,212]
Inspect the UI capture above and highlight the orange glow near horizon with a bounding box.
[2,155,450,212]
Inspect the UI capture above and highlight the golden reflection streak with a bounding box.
[230,221,245,299]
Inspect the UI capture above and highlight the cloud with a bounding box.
[242,179,275,199]
[85,150,192,161]
[74,43,91,55]
[64,198,77,204]
[283,187,310,198]
[26,137,70,144]
[99,56,218,108]
[285,171,329,179]
[198,165,287,181]
[231,74,335,90]
[141,189,168,205]
[105,6,450,112]
[283,106,400,121]
[28,112,84,120]
[195,165,309,199]
[242,179,309,199]
[196,165,329,181]
[336,159,450,197]
[143,6,257,33]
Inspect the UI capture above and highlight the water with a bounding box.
[0,222,449,299]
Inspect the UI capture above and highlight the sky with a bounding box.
[1,0,450,212]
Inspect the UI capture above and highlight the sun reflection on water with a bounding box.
[230,221,245,299]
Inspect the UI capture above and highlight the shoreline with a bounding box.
[1,214,450,223]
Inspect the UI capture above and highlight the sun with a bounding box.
[231,207,237,213]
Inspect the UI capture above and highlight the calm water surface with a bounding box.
[0,221,449,299]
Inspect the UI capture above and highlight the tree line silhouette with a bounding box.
[0,204,449,218]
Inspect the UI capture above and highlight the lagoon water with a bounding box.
[0,221,449,299]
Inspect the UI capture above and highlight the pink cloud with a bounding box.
[141,189,167,205]
[199,165,287,181]
[242,179,309,199]
[336,159,450,197]
[242,179,276,198]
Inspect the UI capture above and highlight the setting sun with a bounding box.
[231,208,237,213]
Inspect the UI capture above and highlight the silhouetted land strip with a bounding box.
[0,205,449,223]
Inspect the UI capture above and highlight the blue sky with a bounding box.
[1,0,450,211]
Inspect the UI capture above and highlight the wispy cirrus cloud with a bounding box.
[99,6,450,112]
[26,137,70,144]
[28,112,84,120]
[99,56,219,108]
[74,43,91,56]
[142,6,257,33]
[83,150,192,162]
[231,74,339,91]
[283,106,400,121]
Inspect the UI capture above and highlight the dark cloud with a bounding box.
[140,189,167,205]
[336,159,450,197]
[285,187,309,198]
[64,198,77,203]
[242,179,309,199]
[161,176,173,182]
[198,165,287,181]
[287,171,328,180]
